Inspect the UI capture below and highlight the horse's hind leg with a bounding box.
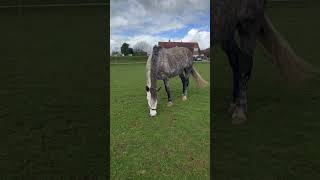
[163,79,173,107]
[179,70,190,101]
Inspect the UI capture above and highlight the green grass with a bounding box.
[110,58,210,179]
[110,56,149,63]
[213,3,320,179]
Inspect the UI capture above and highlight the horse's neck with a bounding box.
[153,50,167,69]
[157,51,169,66]
[147,54,158,87]
[146,54,151,83]
[150,68,157,89]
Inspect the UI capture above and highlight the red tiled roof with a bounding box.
[200,48,210,57]
[158,41,200,52]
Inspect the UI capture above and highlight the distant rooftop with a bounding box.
[158,41,200,52]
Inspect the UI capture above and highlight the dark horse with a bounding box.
[213,0,314,124]
[146,46,208,116]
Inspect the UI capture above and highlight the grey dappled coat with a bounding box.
[148,46,194,101]
[151,46,193,80]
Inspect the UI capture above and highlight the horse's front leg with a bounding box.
[163,79,173,107]
[221,37,249,124]
[221,38,241,111]
[230,23,257,124]
[231,51,253,124]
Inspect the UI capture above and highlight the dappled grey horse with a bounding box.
[146,46,208,116]
[214,0,313,124]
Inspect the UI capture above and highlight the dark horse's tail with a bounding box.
[191,67,208,88]
[258,14,316,83]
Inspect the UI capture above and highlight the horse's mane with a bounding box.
[149,48,159,100]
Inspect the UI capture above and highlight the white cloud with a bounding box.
[181,29,210,50]
[159,0,177,9]
[110,0,210,53]
[110,16,129,28]
[110,0,209,34]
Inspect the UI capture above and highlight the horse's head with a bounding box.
[145,84,161,117]
[146,53,162,116]
[145,85,156,116]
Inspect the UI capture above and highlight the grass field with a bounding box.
[110,56,149,63]
[110,57,210,179]
[213,3,320,179]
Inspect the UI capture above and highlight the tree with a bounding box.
[111,51,120,56]
[128,48,134,55]
[120,43,130,56]
[133,41,151,54]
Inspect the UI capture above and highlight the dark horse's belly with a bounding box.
[156,62,191,80]
[213,0,264,42]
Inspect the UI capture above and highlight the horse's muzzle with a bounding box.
[149,109,157,117]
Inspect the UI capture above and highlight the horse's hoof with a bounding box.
[231,107,247,125]
[182,95,187,101]
[167,101,173,107]
[228,103,236,113]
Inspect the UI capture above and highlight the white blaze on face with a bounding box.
[146,54,158,116]
[147,91,157,116]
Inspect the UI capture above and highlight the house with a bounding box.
[200,48,210,59]
[158,40,200,57]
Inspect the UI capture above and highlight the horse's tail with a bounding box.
[258,14,316,83]
[191,67,208,88]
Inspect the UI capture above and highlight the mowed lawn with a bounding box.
[110,57,210,179]
[214,3,320,179]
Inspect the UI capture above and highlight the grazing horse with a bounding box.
[146,45,208,117]
[213,0,314,124]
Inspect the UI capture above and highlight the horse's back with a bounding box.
[166,47,193,68]
[156,47,193,79]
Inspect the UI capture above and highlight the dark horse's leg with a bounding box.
[163,79,173,106]
[221,37,241,112]
[179,68,191,101]
[221,21,260,124]
[237,20,259,114]
[221,33,251,124]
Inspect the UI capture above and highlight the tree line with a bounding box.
[112,41,151,56]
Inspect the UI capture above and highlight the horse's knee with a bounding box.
[239,52,253,78]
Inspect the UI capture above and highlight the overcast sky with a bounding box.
[110,0,210,53]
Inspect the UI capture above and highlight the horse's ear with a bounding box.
[152,45,161,55]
